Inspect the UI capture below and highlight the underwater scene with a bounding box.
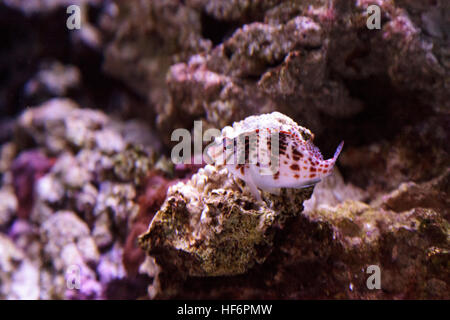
[0,0,448,300]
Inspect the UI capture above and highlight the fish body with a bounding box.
[207,112,343,201]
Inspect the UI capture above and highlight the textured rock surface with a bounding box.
[138,166,449,299]
[24,61,81,98]
[0,99,157,299]
[0,234,39,299]
[139,165,314,280]
[0,186,17,229]
[40,211,101,299]
[101,0,449,144]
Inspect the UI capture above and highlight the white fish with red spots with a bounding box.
[206,112,344,201]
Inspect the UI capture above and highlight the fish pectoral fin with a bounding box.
[261,187,281,195]
[247,179,262,202]
[294,178,322,188]
[245,170,262,202]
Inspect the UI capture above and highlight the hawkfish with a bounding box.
[206,112,344,201]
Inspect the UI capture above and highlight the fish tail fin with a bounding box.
[333,141,344,161]
[324,141,344,168]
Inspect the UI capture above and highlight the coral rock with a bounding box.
[0,234,39,299]
[139,164,314,280]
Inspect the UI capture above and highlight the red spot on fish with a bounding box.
[293,149,303,158]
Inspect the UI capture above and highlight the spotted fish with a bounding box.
[206,112,344,201]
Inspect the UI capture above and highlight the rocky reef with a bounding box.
[139,164,314,296]
[0,0,448,299]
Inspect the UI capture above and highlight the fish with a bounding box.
[206,112,344,201]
